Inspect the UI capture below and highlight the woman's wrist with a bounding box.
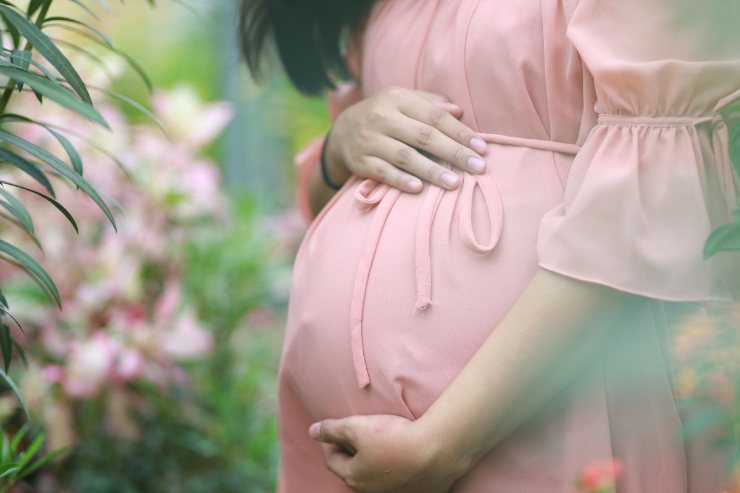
[321,128,351,189]
[412,412,480,480]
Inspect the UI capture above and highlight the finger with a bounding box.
[435,101,464,119]
[370,136,462,190]
[310,418,360,448]
[398,96,488,156]
[321,443,354,483]
[356,155,425,193]
[386,115,487,175]
[413,91,464,118]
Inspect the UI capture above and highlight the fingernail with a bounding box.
[469,136,487,154]
[407,177,423,192]
[309,422,321,439]
[467,156,486,173]
[441,172,459,188]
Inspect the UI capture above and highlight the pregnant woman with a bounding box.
[240,0,740,491]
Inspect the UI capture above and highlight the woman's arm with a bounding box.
[417,268,632,475]
[311,269,633,492]
[305,131,352,216]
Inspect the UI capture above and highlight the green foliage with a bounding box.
[45,198,281,492]
[703,108,740,259]
[0,424,67,492]
[0,0,161,483]
[0,0,158,310]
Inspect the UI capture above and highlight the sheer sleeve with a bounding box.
[294,28,365,224]
[536,0,740,302]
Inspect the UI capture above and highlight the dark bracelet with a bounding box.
[320,128,344,191]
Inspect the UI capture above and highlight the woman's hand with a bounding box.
[324,85,489,193]
[309,414,468,493]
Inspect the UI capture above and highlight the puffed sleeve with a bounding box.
[294,28,365,223]
[536,0,740,302]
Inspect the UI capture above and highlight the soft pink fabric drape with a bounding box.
[279,1,740,491]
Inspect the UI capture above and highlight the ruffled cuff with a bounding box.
[536,112,740,302]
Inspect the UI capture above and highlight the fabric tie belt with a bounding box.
[348,132,583,389]
[348,104,739,389]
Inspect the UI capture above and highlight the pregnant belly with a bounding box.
[281,143,571,421]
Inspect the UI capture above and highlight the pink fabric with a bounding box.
[294,82,365,224]
[277,0,740,491]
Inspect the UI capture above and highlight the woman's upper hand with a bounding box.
[309,413,468,493]
[324,85,489,193]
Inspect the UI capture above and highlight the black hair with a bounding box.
[238,0,376,96]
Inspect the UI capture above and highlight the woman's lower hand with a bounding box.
[309,414,470,493]
[325,85,489,193]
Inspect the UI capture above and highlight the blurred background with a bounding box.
[0,1,327,491]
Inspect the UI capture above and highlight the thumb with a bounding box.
[308,418,358,450]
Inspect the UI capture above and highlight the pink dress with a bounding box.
[278,0,740,491]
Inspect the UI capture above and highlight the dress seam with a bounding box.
[539,0,552,137]
[413,0,440,91]
[462,0,484,131]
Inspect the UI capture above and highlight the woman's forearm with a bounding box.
[307,133,352,217]
[417,267,635,475]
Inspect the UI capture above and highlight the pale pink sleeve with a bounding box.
[536,0,740,302]
[294,29,366,224]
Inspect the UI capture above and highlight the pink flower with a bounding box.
[151,85,234,149]
[41,365,64,384]
[115,348,144,381]
[158,310,212,361]
[63,332,119,398]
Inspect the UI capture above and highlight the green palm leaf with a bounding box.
[0,65,108,127]
[0,239,60,308]
[0,4,91,103]
[0,130,116,229]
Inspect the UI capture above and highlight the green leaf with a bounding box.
[1,113,84,173]
[0,4,91,103]
[0,323,11,373]
[44,21,152,93]
[0,368,29,421]
[9,49,31,92]
[89,85,167,135]
[16,433,44,473]
[0,464,20,479]
[0,130,116,230]
[63,0,100,21]
[0,180,78,234]
[0,186,34,234]
[0,239,61,308]
[19,444,67,478]
[704,219,740,258]
[0,147,55,196]
[27,0,48,17]
[50,38,118,84]
[0,11,20,49]
[0,65,108,128]
[8,424,29,455]
[43,17,113,48]
[0,289,8,309]
[11,338,27,368]
[27,121,131,181]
